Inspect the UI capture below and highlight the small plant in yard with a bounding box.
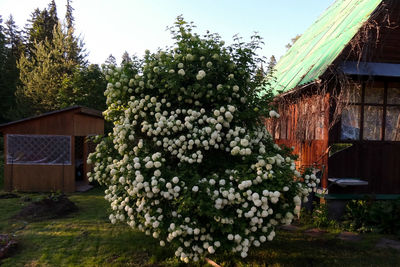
[342,200,371,233]
[343,199,400,237]
[87,17,319,263]
[311,203,338,229]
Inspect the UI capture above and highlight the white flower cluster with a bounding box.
[88,21,318,263]
[269,110,280,118]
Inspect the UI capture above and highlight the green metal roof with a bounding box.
[267,0,382,95]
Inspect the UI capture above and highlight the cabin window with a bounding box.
[341,82,400,141]
[6,134,71,165]
[341,105,361,140]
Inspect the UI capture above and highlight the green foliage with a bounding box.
[17,24,76,114]
[0,0,105,119]
[310,203,338,228]
[17,22,103,115]
[88,16,317,262]
[0,15,25,122]
[342,200,371,232]
[71,64,107,111]
[343,199,400,237]
[24,2,59,58]
[1,190,400,266]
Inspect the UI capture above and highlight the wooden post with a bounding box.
[83,136,89,184]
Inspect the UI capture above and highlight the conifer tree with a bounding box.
[2,15,24,120]
[121,51,131,64]
[17,23,75,114]
[105,54,117,66]
[24,6,58,57]
[0,15,10,122]
[64,0,87,66]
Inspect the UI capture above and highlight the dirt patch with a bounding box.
[304,228,328,237]
[279,224,300,232]
[13,195,78,222]
[337,231,362,242]
[376,238,400,251]
[0,234,17,260]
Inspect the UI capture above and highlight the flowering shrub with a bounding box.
[87,17,318,262]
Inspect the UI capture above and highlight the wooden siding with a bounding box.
[73,114,104,136]
[4,164,75,192]
[267,93,330,188]
[1,107,104,192]
[328,142,400,194]
[1,110,75,135]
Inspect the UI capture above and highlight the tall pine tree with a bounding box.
[17,0,105,115]
[17,23,76,114]
[0,15,10,122]
[2,15,24,121]
[24,5,59,58]
[65,0,87,66]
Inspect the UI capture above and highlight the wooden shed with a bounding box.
[0,106,104,192]
[264,0,400,199]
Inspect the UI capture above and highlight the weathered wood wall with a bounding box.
[1,108,103,192]
[328,142,400,194]
[267,93,330,188]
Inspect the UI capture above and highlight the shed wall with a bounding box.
[1,111,75,135]
[1,108,103,192]
[73,114,104,136]
[3,133,76,193]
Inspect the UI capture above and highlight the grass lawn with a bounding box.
[0,187,399,266]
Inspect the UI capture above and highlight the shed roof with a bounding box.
[0,106,103,132]
[266,0,382,95]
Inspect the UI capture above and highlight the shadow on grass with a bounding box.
[1,187,400,267]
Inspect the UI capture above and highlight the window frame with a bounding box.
[340,81,400,142]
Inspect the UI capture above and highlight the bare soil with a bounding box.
[13,195,78,222]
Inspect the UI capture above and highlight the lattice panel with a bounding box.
[7,134,71,165]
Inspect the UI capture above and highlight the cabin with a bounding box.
[0,106,104,193]
[265,0,400,201]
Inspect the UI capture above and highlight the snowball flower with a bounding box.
[178,69,185,76]
[269,110,280,118]
[196,70,206,80]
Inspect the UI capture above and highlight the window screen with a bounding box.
[7,134,71,165]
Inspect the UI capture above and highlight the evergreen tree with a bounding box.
[285,34,301,50]
[24,2,59,58]
[0,15,10,122]
[65,0,74,32]
[2,15,24,121]
[267,55,276,71]
[17,23,76,114]
[72,64,107,111]
[105,54,117,66]
[64,0,87,66]
[121,51,131,64]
